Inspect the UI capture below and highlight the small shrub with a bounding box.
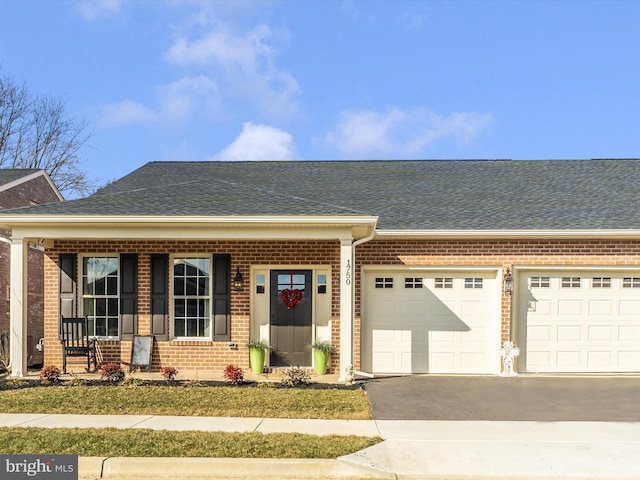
[280,365,311,387]
[161,366,179,382]
[223,364,244,385]
[67,374,85,387]
[39,365,61,384]
[99,363,125,383]
[123,374,144,387]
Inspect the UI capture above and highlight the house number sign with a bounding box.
[345,259,351,285]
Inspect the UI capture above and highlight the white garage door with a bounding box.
[518,271,640,373]
[362,270,500,374]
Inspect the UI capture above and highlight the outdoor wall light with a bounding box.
[504,267,514,294]
[233,267,244,291]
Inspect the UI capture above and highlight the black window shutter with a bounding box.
[120,254,138,340]
[58,254,76,339]
[150,254,169,340]
[212,254,231,342]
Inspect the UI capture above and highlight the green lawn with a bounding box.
[0,382,371,419]
[0,428,379,458]
[0,380,378,458]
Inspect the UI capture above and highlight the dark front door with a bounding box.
[270,270,312,366]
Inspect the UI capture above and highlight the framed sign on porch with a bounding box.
[130,335,154,372]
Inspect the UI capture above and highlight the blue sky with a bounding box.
[1,0,639,191]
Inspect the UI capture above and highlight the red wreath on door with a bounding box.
[280,271,304,309]
[281,288,303,309]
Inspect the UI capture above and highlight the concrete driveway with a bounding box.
[363,375,640,421]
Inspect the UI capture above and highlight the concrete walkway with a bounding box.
[2,413,640,479]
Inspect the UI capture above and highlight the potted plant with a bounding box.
[310,341,334,375]
[247,340,271,374]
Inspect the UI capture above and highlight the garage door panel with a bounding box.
[587,351,612,368]
[371,300,396,316]
[363,271,499,374]
[402,301,426,316]
[619,351,640,367]
[589,300,613,315]
[527,351,551,368]
[520,271,640,373]
[556,351,582,369]
[588,325,613,341]
[557,325,582,341]
[619,325,640,340]
[528,325,552,341]
[558,300,582,315]
[619,300,640,315]
[430,352,455,372]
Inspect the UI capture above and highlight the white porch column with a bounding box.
[9,236,28,377]
[338,238,353,382]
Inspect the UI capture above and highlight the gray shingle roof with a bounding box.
[0,169,42,186]
[1,159,639,230]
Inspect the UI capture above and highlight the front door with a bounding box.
[270,270,312,366]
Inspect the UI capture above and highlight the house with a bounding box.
[0,169,63,368]
[1,159,639,379]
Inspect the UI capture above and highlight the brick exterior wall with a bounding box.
[44,240,342,373]
[42,236,640,374]
[0,174,60,367]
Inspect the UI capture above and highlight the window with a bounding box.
[434,277,453,289]
[592,277,611,288]
[173,257,211,338]
[464,277,483,289]
[82,256,119,338]
[317,274,327,294]
[404,277,423,289]
[375,277,393,289]
[256,274,266,294]
[530,276,550,288]
[622,277,640,288]
[561,277,581,288]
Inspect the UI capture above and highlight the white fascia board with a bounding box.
[375,229,640,239]
[6,215,378,241]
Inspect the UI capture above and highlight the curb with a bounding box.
[80,457,395,479]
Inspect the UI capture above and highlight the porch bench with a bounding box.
[61,317,97,374]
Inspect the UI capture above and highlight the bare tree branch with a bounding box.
[0,67,94,198]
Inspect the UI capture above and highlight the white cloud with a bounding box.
[213,122,296,161]
[165,23,300,119]
[319,107,493,157]
[98,75,220,127]
[75,0,124,21]
[98,100,157,128]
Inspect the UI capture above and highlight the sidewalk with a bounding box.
[2,413,640,479]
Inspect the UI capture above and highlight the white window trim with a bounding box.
[79,253,121,340]
[170,254,213,341]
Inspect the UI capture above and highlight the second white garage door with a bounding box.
[361,270,500,374]
[518,271,640,373]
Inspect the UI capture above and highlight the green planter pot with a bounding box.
[249,348,266,374]
[313,348,329,375]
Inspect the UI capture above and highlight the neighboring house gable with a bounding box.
[0,169,63,369]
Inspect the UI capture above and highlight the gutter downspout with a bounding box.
[348,231,376,381]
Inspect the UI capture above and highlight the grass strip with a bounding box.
[0,427,380,458]
[0,385,371,419]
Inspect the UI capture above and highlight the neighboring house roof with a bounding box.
[0,168,64,201]
[0,159,638,231]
